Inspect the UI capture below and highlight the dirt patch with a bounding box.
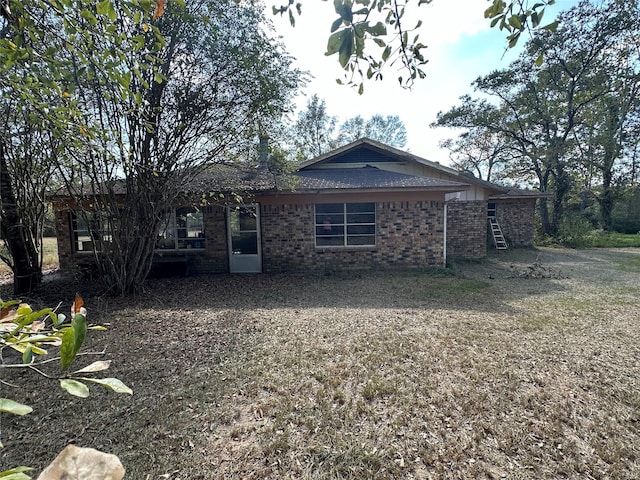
[2,247,640,479]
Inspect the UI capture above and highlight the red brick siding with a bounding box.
[446,200,487,258]
[495,199,536,246]
[260,200,445,272]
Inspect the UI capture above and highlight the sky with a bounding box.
[268,0,577,166]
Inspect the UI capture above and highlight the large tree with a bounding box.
[435,0,638,235]
[53,1,300,294]
[338,114,407,148]
[293,94,338,159]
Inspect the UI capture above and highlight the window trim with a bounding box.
[70,211,111,254]
[156,206,206,251]
[314,202,376,248]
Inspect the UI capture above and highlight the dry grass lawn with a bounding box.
[2,247,640,479]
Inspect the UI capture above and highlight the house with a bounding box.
[53,138,544,275]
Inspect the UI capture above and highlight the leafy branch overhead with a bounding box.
[274,0,557,92]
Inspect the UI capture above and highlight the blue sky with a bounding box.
[269,0,578,165]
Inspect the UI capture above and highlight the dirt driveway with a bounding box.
[3,247,640,479]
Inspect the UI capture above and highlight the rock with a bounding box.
[37,445,125,480]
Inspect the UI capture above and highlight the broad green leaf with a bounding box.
[73,360,111,374]
[72,314,87,353]
[59,328,76,370]
[60,379,90,398]
[535,52,544,66]
[508,15,522,29]
[0,399,33,416]
[326,30,344,56]
[338,31,354,68]
[381,45,391,62]
[331,18,343,33]
[96,0,111,16]
[0,473,31,480]
[22,345,32,364]
[80,9,98,26]
[0,466,32,479]
[365,22,386,36]
[542,20,559,31]
[82,377,133,395]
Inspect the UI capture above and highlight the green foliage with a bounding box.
[276,0,555,92]
[588,231,640,248]
[0,296,131,477]
[611,188,640,234]
[556,215,594,248]
[435,0,640,238]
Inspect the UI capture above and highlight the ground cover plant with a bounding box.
[1,247,639,478]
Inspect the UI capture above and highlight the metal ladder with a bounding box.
[488,217,508,250]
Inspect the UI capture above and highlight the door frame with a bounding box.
[227,203,262,273]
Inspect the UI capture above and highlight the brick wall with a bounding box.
[445,200,487,258]
[54,198,499,274]
[495,198,536,246]
[260,200,445,273]
[53,206,73,271]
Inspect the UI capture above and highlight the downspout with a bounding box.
[443,201,447,266]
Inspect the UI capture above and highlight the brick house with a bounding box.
[53,138,544,275]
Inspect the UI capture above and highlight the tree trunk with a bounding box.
[0,142,41,294]
[550,164,571,236]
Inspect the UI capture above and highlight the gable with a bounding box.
[312,144,404,165]
[299,138,507,200]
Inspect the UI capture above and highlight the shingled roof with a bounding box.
[292,166,469,192]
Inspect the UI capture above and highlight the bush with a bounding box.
[611,188,640,234]
[556,215,594,248]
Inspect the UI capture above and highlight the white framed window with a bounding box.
[315,203,376,247]
[70,212,112,253]
[156,207,205,250]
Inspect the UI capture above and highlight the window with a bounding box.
[315,203,375,247]
[156,207,205,250]
[70,212,112,253]
[487,202,497,218]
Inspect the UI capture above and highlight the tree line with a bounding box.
[433,0,640,237]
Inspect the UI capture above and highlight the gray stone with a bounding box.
[37,445,125,480]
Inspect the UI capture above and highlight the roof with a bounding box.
[489,187,552,200]
[291,166,469,192]
[49,138,543,200]
[300,138,508,195]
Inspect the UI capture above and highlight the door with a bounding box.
[227,204,262,273]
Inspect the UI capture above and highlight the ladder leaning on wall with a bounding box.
[488,217,508,250]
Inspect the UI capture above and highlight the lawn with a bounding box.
[2,247,640,479]
[0,237,59,274]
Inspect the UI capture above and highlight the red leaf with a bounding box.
[153,0,166,20]
[72,294,84,316]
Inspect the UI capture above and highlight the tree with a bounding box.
[293,94,338,159]
[0,1,71,294]
[439,127,513,183]
[51,1,300,295]
[337,114,407,148]
[435,0,638,235]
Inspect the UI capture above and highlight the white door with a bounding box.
[227,204,262,273]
